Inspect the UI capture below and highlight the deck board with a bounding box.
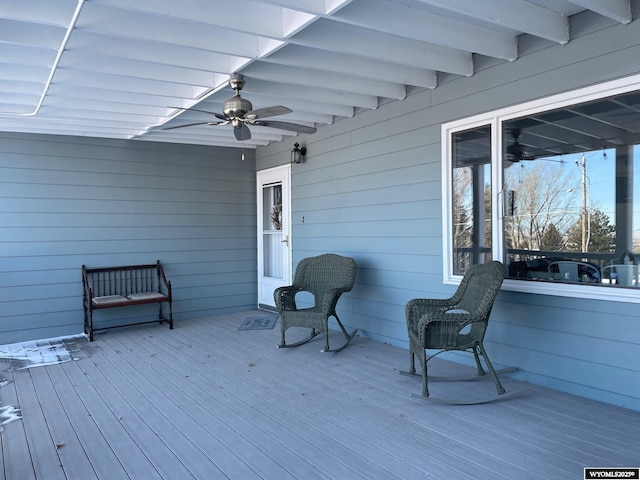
[14,370,70,479]
[113,327,383,480]
[59,359,165,480]
[43,363,127,480]
[119,324,416,480]
[1,369,36,480]
[99,331,293,480]
[26,366,97,480]
[1,311,639,480]
[172,315,509,479]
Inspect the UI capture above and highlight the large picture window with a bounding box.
[443,76,640,302]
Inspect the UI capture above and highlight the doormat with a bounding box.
[238,316,277,331]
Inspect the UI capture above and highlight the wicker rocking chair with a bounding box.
[403,261,508,402]
[274,254,357,353]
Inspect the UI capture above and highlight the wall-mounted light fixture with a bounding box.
[291,142,306,164]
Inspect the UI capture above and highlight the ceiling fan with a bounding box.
[505,128,536,162]
[163,73,317,141]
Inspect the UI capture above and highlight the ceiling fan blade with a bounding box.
[169,106,227,121]
[246,106,292,119]
[253,120,317,134]
[234,123,251,141]
[162,121,226,130]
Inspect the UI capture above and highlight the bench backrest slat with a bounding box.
[83,262,166,297]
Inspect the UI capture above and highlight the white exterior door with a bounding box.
[257,165,292,308]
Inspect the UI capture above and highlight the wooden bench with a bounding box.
[82,260,173,341]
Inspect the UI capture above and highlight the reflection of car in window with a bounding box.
[509,257,601,283]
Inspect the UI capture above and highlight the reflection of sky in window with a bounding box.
[533,146,640,241]
[535,148,615,217]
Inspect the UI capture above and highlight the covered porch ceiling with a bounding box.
[0,0,634,149]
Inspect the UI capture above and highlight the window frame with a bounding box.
[442,73,640,304]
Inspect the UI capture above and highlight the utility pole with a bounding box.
[577,154,590,253]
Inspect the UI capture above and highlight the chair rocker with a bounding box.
[274,254,357,353]
[402,261,516,404]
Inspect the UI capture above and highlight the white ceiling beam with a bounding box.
[266,111,331,125]
[173,107,330,126]
[60,52,219,88]
[67,31,246,75]
[411,0,570,44]
[0,19,64,48]
[78,4,272,59]
[250,0,352,15]
[0,0,80,26]
[0,115,147,131]
[291,19,473,75]
[242,63,406,99]
[268,98,356,117]
[42,97,172,117]
[140,126,277,143]
[570,0,631,24]
[37,106,162,124]
[262,45,437,89]
[135,133,263,148]
[0,123,136,138]
[0,64,49,83]
[201,92,354,117]
[46,85,206,111]
[334,0,518,60]
[0,80,44,96]
[90,0,287,38]
[0,103,40,115]
[217,79,376,110]
[0,94,42,107]
[137,138,259,149]
[52,70,209,99]
[0,44,56,67]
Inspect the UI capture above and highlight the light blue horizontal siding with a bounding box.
[0,133,257,343]
[257,9,640,410]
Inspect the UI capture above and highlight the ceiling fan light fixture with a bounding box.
[223,95,252,118]
[506,142,524,162]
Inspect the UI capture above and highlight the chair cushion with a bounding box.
[127,292,167,301]
[92,295,128,305]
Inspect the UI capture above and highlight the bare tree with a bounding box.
[504,161,579,250]
[453,166,473,249]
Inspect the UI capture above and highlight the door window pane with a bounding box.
[262,183,283,278]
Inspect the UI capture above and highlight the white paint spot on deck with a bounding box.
[0,405,21,427]
[0,338,77,370]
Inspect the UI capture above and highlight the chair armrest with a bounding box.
[417,310,481,347]
[274,285,303,311]
[405,297,457,330]
[320,287,349,313]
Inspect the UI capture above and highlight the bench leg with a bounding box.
[83,302,89,336]
[159,301,174,330]
[89,310,94,342]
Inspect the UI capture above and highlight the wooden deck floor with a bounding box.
[1,311,638,480]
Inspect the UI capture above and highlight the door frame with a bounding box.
[256,164,292,309]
